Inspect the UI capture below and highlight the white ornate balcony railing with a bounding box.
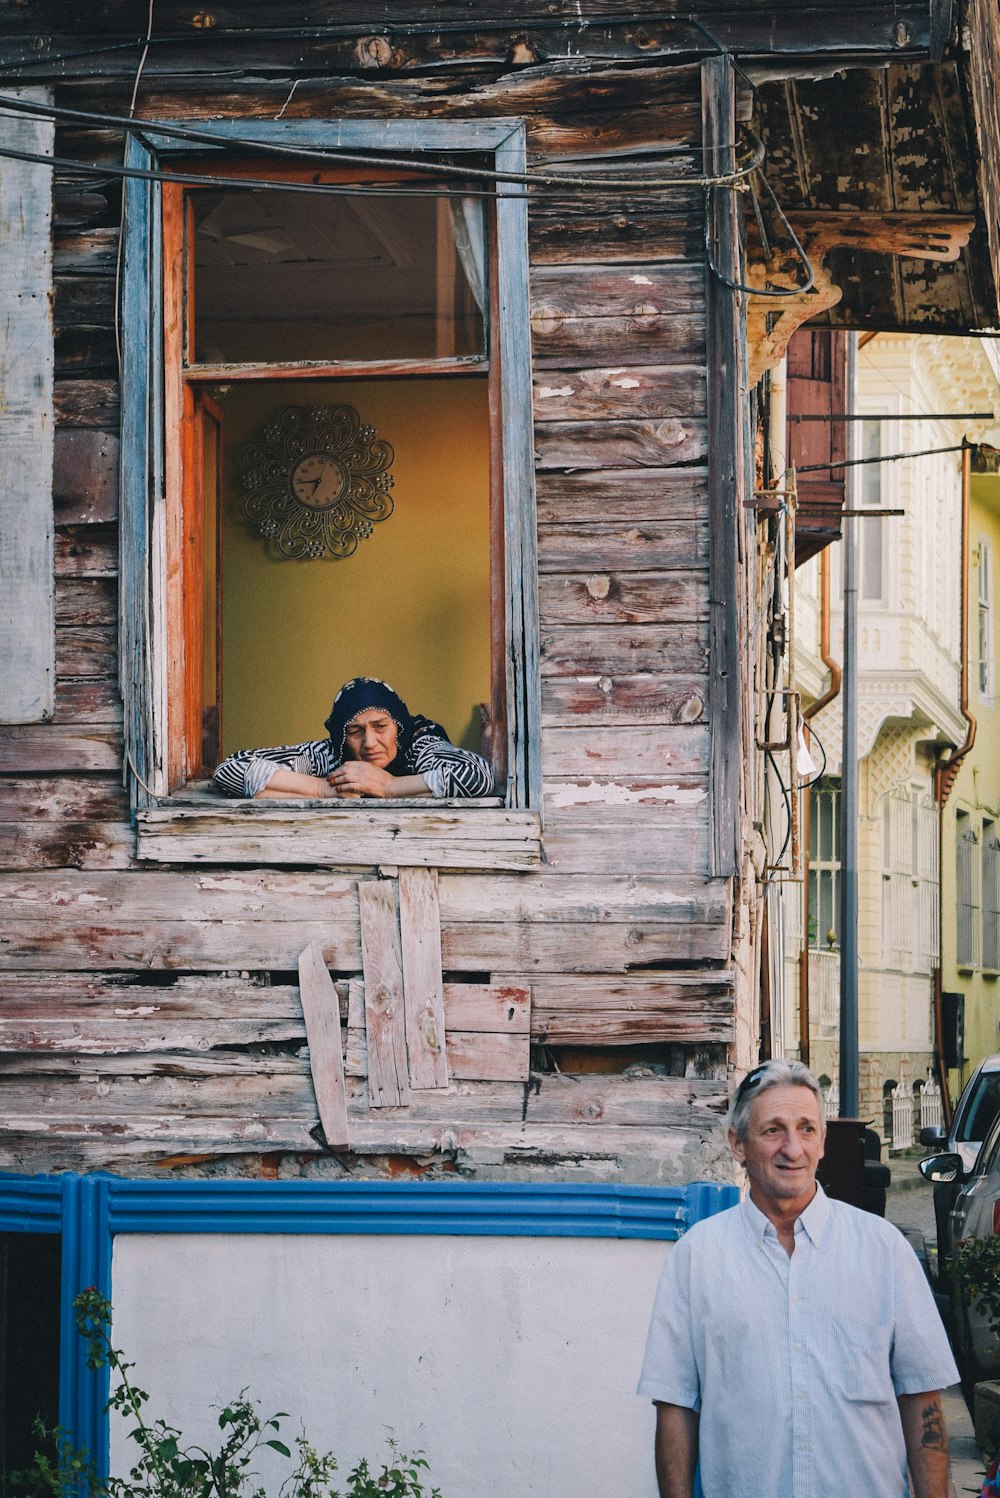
[809,949,840,1038]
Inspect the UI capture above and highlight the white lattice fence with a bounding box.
[891,1081,914,1151]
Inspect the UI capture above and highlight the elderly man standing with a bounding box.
[638,1059,958,1498]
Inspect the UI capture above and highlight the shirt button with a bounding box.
[796,1392,805,1401]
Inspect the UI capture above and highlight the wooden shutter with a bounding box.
[786,328,848,565]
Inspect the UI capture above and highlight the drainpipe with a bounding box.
[765,357,789,1061]
[839,331,860,1121]
[799,547,844,1065]
[805,548,844,721]
[933,440,976,1125]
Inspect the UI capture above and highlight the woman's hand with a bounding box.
[327,761,395,798]
[326,767,432,799]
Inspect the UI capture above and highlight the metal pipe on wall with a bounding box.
[932,440,976,1126]
[799,546,844,1066]
[839,333,860,1120]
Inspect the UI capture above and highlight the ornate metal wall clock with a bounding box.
[241,404,395,559]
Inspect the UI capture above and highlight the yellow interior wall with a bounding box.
[215,377,491,755]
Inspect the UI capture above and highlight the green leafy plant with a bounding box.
[948,1235,1000,1343]
[12,1289,440,1498]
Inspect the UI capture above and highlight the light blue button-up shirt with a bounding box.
[638,1186,958,1498]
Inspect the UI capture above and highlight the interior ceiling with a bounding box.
[193,187,437,322]
[755,60,998,332]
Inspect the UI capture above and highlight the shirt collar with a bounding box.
[740,1181,830,1246]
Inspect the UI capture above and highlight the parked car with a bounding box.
[921,1104,1000,1376]
[919,1053,1000,1278]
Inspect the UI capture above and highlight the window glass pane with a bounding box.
[809,778,841,949]
[860,420,882,505]
[957,1073,1000,1143]
[859,420,883,601]
[818,870,832,947]
[818,791,831,863]
[190,187,486,364]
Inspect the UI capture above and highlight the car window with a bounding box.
[979,1114,1000,1176]
[957,1073,1000,1143]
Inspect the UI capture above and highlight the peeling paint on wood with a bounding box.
[297,940,350,1151]
[359,880,409,1109]
[398,868,449,1091]
[545,779,708,808]
[0,88,55,724]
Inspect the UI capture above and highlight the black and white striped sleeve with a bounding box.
[212,739,334,798]
[409,730,495,798]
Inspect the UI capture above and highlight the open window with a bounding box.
[120,122,541,866]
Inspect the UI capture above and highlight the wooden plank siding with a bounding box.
[0,90,56,725]
[0,29,743,1179]
[296,940,350,1150]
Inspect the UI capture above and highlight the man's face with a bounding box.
[343,709,399,769]
[728,1084,825,1209]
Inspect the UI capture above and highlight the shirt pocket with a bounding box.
[832,1317,894,1403]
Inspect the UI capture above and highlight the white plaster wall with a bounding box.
[111,1232,670,1498]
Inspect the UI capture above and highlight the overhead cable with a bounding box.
[0,91,762,192]
[797,441,972,474]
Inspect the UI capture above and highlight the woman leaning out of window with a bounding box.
[212,677,493,801]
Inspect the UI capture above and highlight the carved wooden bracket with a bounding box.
[745,212,975,385]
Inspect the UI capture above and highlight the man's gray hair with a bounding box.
[726,1059,826,1140]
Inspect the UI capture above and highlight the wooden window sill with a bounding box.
[135,794,541,870]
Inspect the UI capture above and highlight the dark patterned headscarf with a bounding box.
[323,677,414,773]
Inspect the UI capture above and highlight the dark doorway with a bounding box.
[0,1234,61,1492]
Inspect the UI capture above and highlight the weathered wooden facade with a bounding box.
[0,0,999,1186]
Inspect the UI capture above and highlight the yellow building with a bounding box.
[940,415,1000,1095]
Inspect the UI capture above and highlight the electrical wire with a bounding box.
[0,142,522,199]
[682,16,818,299]
[0,90,762,192]
[796,441,970,474]
[127,0,154,118]
[0,135,757,199]
[764,747,794,878]
[0,11,758,68]
[704,167,815,297]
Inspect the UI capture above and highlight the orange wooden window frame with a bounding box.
[161,167,505,793]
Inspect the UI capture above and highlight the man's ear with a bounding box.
[728,1126,744,1164]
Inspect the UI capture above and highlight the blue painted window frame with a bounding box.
[0,1173,737,1475]
[119,119,541,814]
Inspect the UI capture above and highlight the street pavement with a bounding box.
[885,1156,985,1496]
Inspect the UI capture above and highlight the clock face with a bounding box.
[242,404,394,559]
[290,452,349,510]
